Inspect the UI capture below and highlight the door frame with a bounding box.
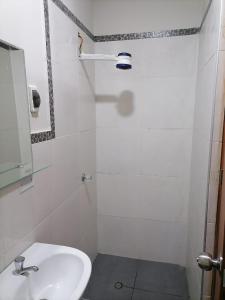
[211,114,225,299]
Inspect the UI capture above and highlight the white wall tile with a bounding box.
[2,213,52,271]
[32,140,53,172]
[78,58,96,132]
[95,36,199,80]
[198,0,222,69]
[140,78,196,129]
[96,85,140,130]
[97,128,140,175]
[98,214,187,265]
[78,183,97,260]
[95,15,198,267]
[97,174,188,223]
[48,189,83,247]
[0,181,35,256]
[49,1,79,64]
[51,134,81,208]
[140,129,192,178]
[31,168,54,226]
[98,214,141,259]
[79,130,96,176]
[52,60,80,137]
[49,2,80,137]
[194,54,218,132]
[137,218,187,266]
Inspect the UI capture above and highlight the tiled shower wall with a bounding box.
[186,0,223,299]
[0,0,97,271]
[192,1,225,299]
[94,1,203,266]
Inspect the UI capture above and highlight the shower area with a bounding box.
[0,0,224,299]
[84,0,222,299]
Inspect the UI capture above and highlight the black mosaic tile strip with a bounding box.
[0,40,18,51]
[50,0,199,43]
[31,0,55,144]
[51,0,95,41]
[94,27,200,42]
[200,0,213,29]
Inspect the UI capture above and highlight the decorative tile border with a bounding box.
[50,0,199,43]
[0,40,17,50]
[200,0,213,29]
[94,28,200,42]
[33,0,202,144]
[51,0,95,41]
[31,0,55,144]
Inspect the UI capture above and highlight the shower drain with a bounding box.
[114,281,124,289]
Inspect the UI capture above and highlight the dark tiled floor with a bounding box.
[83,254,189,300]
[132,290,187,300]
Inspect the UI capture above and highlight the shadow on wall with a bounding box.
[95,91,134,117]
[80,61,95,95]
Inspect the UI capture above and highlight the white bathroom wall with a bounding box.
[186,0,223,299]
[0,0,97,272]
[94,2,200,265]
[93,0,205,35]
[60,0,93,30]
[0,0,51,134]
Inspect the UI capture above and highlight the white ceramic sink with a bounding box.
[0,243,92,300]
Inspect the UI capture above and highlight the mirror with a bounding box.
[0,40,32,189]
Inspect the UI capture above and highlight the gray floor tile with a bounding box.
[132,290,187,300]
[135,260,189,297]
[84,255,189,300]
[91,254,138,287]
[83,280,133,300]
[83,254,138,300]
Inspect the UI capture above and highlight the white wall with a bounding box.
[61,0,93,31]
[94,1,200,265]
[0,0,51,133]
[93,0,205,35]
[186,0,223,299]
[0,0,97,272]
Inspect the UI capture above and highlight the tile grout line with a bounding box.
[131,286,186,298]
[131,271,138,300]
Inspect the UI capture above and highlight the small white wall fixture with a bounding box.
[78,33,132,70]
[79,52,132,70]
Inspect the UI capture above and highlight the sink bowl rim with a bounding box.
[0,242,92,300]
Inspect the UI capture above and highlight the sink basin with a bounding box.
[0,243,92,300]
